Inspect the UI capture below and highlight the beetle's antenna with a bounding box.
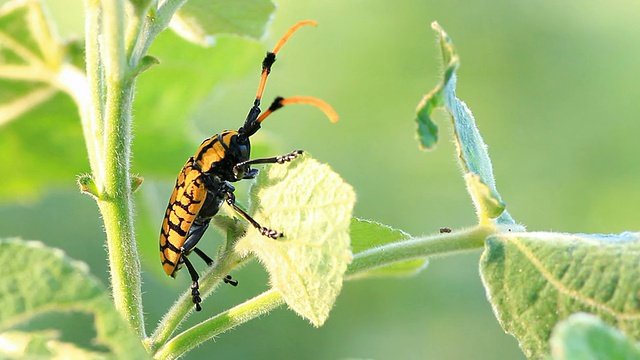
[254,20,317,105]
[257,96,339,123]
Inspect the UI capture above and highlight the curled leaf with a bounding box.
[416,21,516,226]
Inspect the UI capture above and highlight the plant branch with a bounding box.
[84,0,105,183]
[81,0,145,338]
[346,225,491,277]
[151,225,492,358]
[153,289,284,360]
[124,2,145,61]
[127,0,188,66]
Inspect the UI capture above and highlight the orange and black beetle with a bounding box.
[159,20,338,311]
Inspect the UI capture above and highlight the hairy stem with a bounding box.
[83,0,104,182]
[154,289,284,360]
[129,0,188,66]
[346,225,491,277]
[82,0,145,337]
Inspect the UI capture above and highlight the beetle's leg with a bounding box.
[192,247,213,266]
[234,150,304,177]
[224,275,239,287]
[192,247,239,287]
[223,190,282,239]
[182,219,210,255]
[181,254,203,311]
[185,218,239,289]
[234,149,303,179]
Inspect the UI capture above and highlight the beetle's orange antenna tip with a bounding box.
[281,96,339,123]
[325,107,339,123]
[272,20,319,54]
[299,19,318,27]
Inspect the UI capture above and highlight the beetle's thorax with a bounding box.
[192,130,251,181]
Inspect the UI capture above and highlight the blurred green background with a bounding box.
[2,0,640,359]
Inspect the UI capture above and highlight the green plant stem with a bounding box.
[151,225,491,358]
[83,0,104,182]
[346,225,492,277]
[129,0,188,66]
[82,0,145,338]
[154,289,284,360]
[81,0,212,343]
[124,3,145,61]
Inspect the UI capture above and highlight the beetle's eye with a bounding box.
[237,143,249,160]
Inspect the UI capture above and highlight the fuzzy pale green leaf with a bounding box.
[0,0,82,124]
[0,238,147,358]
[0,0,88,201]
[480,231,640,358]
[550,313,640,360]
[170,0,275,46]
[0,1,59,126]
[235,154,355,327]
[349,218,427,278]
[0,330,111,359]
[416,22,516,226]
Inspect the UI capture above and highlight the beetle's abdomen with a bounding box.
[159,157,208,276]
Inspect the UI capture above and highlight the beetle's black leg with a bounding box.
[192,247,213,266]
[234,150,303,180]
[181,254,203,311]
[234,150,304,176]
[224,275,239,286]
[182,219,210,257]
[224,190,282,239]
[192,247,239,287]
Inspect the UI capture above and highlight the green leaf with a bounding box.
[550,313,640,360]
[130,54,160,78]
[170,0,275,46]
[0,238,147,358]
[39,0,84,40]
[0,330,114,359]
[349,218,427,278]
[235,154,355,327]
[0,0,87,201]
[0,1,60,126]
[415,21,516,226]
[480,231,640,358]
[0,91,84,201]
[414,22,457,150]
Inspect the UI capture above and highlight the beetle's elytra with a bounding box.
[159,20,338,311]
